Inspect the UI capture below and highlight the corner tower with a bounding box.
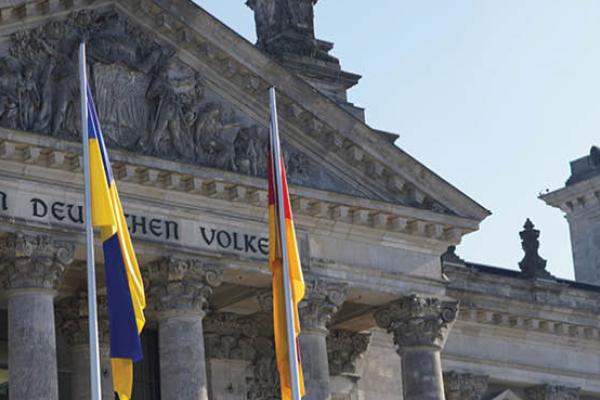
[541,146,600,284]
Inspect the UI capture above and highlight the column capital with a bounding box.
[443,371,489,400]
[204,312,258,361]
[526,384,580,400]
[146,257,223,318]
[57,291,110,346]
[299,277,347,333]
[0,233,75,291]
[326,329,371,376]
[374,295,458,351]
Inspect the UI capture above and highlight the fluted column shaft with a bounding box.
[375,295,458,400]
[147,257,223,400]
[298,278,347,400]
[0,233,74,400]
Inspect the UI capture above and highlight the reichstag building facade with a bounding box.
[0,1,598,399]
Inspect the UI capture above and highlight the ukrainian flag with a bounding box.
[86,85,145,400]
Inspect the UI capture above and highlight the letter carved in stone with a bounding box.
[374,295,458,352]
[0,233,74,290]
[326,329,371,376]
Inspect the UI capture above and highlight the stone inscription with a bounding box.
[0,189,269,259]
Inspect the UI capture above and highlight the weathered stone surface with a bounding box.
[146,257,223,317]
[247,336,281,400]
[525,384,580,400]
[299,277,347,333]
[0,232,74,400]
[326,330,370,376]
[518,219,553,279]
[375,295,458,400]
[443,371,488,400]
[56,291,113,400]
[374,295,458,351]
[0,232,74,290]
[147,257,223,400]
[204,312,257,361]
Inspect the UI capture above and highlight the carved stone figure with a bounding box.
[146,68,194,159]
[247,336,281,400]
[204,313,258,361]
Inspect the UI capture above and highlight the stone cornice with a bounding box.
[444,264,600,316]
[0,0,490,224]
[540,175,600,216]
[457,303,600,343]
[0,128,479,244]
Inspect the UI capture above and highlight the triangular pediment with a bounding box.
[0,1,489,222]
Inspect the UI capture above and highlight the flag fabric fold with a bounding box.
[268,93,306,400]
[86,85,145,400]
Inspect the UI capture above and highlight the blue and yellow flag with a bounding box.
[86,85,145,400]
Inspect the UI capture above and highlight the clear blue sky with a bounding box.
[194,1,600,279]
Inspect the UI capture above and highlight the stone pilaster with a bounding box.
[443,371,488,400]
[0,233,74,400]
[525,384,580,400]
[299,277,347,400]
[374,295,459,400]
[326,330,371,376]
[147,257,223,400]
[57,291,113,400]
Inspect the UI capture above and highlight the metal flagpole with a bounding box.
[269,86,302,400]
[79,42,103,400]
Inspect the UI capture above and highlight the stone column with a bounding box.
[443,371,488,400]
[298,278,347,400]
[525,384,580,400]
[57,291,114,400]
[0,233,74,400]
[374,295,458,400]
[146,257,223,400]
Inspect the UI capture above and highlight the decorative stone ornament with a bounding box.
[525,384,580,400]
[443,371,489,400]
[0,232,74,290]
[57,290,110,346]
[299,277,347,333]
[518,219,553,279]
[326,329,371,376]
[146,257,223,316]
[374,295,459,351]
[204,313,258,361]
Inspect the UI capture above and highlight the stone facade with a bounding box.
[0,1,597,400]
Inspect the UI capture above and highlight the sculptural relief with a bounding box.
[0,9,406,202]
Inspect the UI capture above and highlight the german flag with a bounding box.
[267,88,306,400]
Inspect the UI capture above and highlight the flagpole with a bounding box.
[269,86,302,400]
[79,42,103,400]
